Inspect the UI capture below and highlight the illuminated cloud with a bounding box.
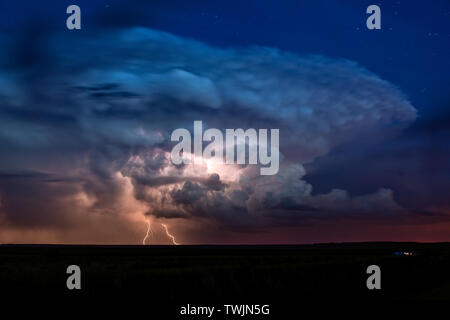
[0,27,419,243]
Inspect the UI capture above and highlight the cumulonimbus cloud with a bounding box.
[0,27,417,243]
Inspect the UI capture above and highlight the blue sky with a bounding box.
[0,1,449,244]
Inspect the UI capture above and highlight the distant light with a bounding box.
[394,251,414,256]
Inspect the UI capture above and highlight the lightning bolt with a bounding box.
[142,219,153,245]
[161,223,180,245]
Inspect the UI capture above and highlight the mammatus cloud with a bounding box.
[0,27,418,243]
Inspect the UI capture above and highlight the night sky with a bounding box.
[0,0,449,244]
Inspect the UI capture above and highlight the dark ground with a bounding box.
[0,242,449,315]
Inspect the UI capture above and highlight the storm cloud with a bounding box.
[0,26,421,243]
